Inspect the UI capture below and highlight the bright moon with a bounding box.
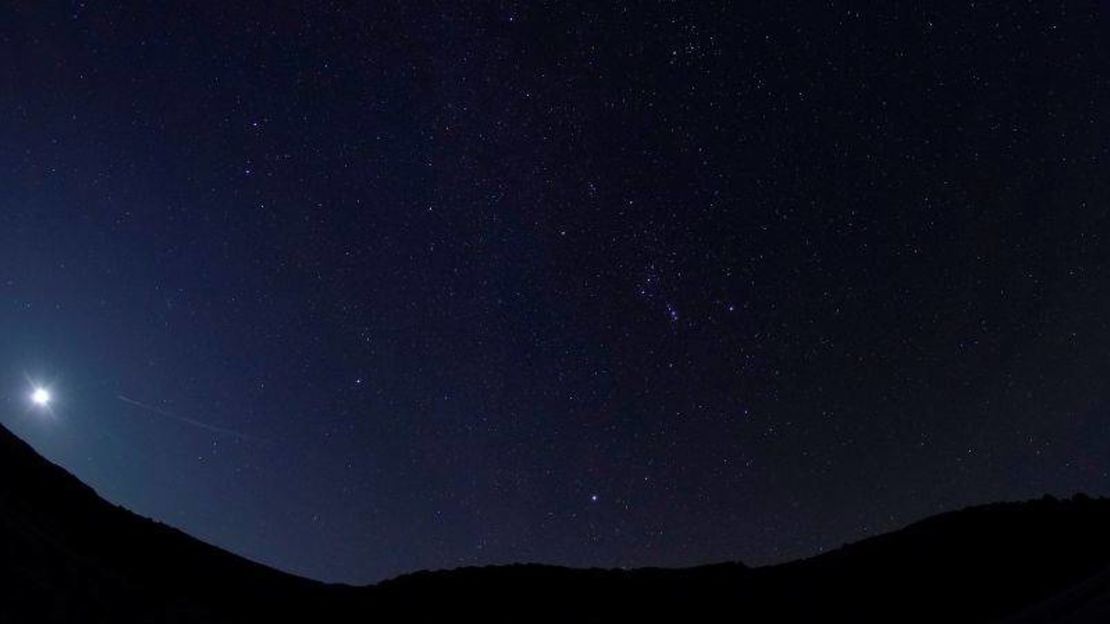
[31,388,51,406]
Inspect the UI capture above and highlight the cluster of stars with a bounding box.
[3,0,1107,586]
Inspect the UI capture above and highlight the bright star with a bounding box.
[31,388,51,406]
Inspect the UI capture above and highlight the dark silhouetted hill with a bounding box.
[2,419,1110,622]
[365,495,1110,622]
[0,422,360,622]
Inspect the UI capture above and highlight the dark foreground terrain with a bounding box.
[1,420,1108,623]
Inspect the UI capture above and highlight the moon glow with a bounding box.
[31,388,51,406]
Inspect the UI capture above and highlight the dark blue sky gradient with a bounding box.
[2,2,1109,583]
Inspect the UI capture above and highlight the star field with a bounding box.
[1,2,1109,584]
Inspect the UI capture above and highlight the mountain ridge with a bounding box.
[2,419,1109,622]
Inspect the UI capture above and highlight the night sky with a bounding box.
[2,2,1109,585]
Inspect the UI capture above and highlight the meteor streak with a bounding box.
[116,394,255,441]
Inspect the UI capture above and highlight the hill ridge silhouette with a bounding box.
[2,420,1109,622]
